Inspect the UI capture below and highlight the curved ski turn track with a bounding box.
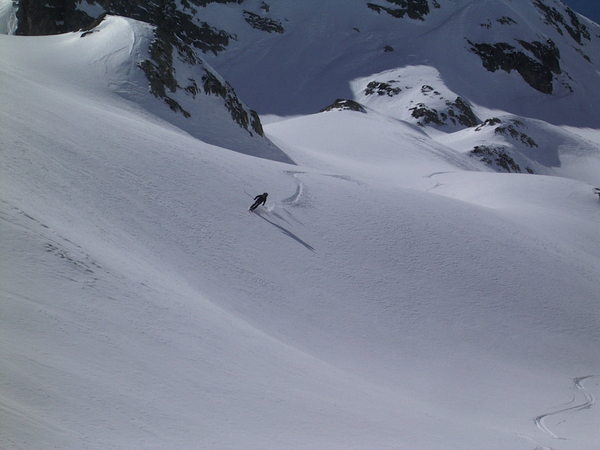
[534,376,597,441]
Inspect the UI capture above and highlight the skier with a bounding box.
[249,192,268,211]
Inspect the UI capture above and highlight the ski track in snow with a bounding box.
[0,200,105,288]
[425,171,456,191]
[534,376,597,441]
[282,170,305,206]
[251,170,315,251]
[322,173,363,185]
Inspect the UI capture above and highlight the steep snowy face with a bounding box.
[11,1,600,123]
[195,0,600,123]
[9,0,291,163]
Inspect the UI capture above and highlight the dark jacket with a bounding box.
[254,193,268,202]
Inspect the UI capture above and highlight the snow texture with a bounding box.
[1,5,600,450]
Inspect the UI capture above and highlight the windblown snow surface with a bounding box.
[1,13,600,450]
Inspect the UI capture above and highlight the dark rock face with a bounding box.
[364,81,402,97]
[468,39,561,94]
[15,0,92,35]
[574,47,592,63]
[497,16,517,25]
[475,117,539,144]
[495,123,538,148]
[243,11,284,33]
[409,96,480,128]
[476,117,538,148]
[367,0,432,21]
[139,28,188,116]
[517,40,561,74]
[95,2,235,57]
[475,117,502,129]
[449,97,480,127]
[137,10,263,135]
[410,103,444,125]
[533,0,590,45]
[470,145,529,173]
[203,71,265,135]
[321,99,367,113]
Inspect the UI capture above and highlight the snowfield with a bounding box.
[1,10,600,450]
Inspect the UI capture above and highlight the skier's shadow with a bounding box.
[254,210,315,252]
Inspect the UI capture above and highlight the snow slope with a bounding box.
[4,12,290,164]
[2,12,600,450]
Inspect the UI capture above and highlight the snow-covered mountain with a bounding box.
[8,0,600,176]
[197,0,600,179]
[1,1,600,449]
[5,0,292,162]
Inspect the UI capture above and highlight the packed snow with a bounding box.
[1,7,600,450]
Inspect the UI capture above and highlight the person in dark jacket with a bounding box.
[249,192,268,211]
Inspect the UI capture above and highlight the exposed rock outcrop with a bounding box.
[364,80,402,97]
[321,99,367,113]
[468,39,561,94]
[15,0,92,35]
[366,0,433,21]
[470,145,533,174]
[243,10,284,33]
[533,0,590,45]
[475,118,538,148]
[409,96,480,128]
